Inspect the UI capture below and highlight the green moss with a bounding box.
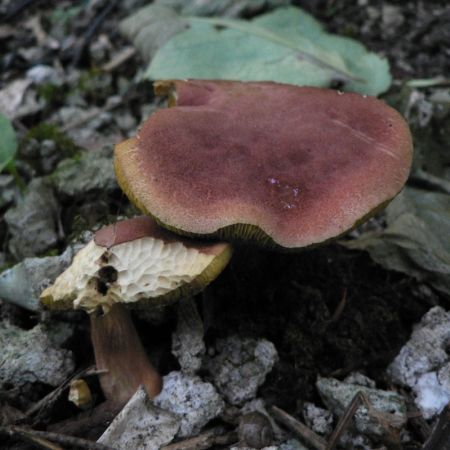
[36,83,66,104]
[24,123,80,159]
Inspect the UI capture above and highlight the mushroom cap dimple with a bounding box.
[115,80,413,249]
[40,216,232,312]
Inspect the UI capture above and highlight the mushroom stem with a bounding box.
[90,303,162,406]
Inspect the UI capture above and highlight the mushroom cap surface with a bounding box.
[40,216,232,312]
[115,80,413,249]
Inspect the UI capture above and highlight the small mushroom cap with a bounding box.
[115,80,413,249]
[40,216,232,313]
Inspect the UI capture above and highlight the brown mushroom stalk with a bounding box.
[90,304,162,405]
[41,217,232,407]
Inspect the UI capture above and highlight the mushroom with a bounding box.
[40,216,232,406]
[115,80,413,249]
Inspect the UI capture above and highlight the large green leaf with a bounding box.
[144,6,391,95]
[157,0,290,17]
[344,188,450,297]
[0,113,17,173]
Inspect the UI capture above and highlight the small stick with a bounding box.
[271,405,327,450]
[26,365,98,421]
[1,425,114,450]
[422,404,450,450]
[326,392,363,450]
[72,0,118,66]
[326,287,348,326]
[102,47,137,72]
[161,427,237,450]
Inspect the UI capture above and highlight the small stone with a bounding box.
[316,377,407,439]
[0,175,19,208]
[413,372,450,419]
[115,110,137,133]
[381,4,404,38]
[154,371,224,438]
[388,307,450,387]
[343,372,376,389]
[241,399,287,442]
[204,335,278,405]
[0,247,73,311]
[52,148,118,198]
[238,411,273,449]
[26,65,64,86]
[279,440,309,450]
[302,402,333,436]
[0,322,74,387]
[387,307,450,419]
[98,387,180,449]
[172,298,205,374]
[4,178,59,259]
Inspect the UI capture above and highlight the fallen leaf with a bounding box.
[0,114,17,172]
[343,187,450,297]
[120,5,391,95]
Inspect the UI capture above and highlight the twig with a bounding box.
[72,0,118,66]
[270,405,327,450]
[327,392,402,450]
[1,425,114,450]
[102,47,136,72]
[161,426,237,450]
[422,404,450,450]
[405,397,430,443]
[26,365,98,422]
[326,392,363,450]
[326,287,348,326]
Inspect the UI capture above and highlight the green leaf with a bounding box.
[144,7,391,95]
[0,113,17,173]
[343,188,450,297]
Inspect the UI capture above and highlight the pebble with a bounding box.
[204,335,278,405]
[154,371,224,438]
[0,321,74,387]
[387,306,450,418]
[98,386,180,449]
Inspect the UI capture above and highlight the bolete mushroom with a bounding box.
[115,80,412,249]
[40,216,232,406]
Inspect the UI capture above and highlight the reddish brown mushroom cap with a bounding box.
[115,80,413,249]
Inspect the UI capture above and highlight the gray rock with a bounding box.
[316,377,407,439]
[387,306,450,419]
[204,335,278,405]
[52,148,117,197]
[0,175,19,208]
[4,178,59,259]
[172,298,205,374]
[98,387,180,449]
[413,371,450,419]
[339,432,377,450]
[26,65,64,86]
[388,307,450,387]
[0,247,73,311]
[343,372,376,389]
[302,402,333,436]
[381,4,404,38]
[0,322,74,387]
[154,371,224,438]
[279,440,309,450]
[241,399,287,442]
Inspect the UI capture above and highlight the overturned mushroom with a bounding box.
[115,80,413,249]
[40,216,232,406]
